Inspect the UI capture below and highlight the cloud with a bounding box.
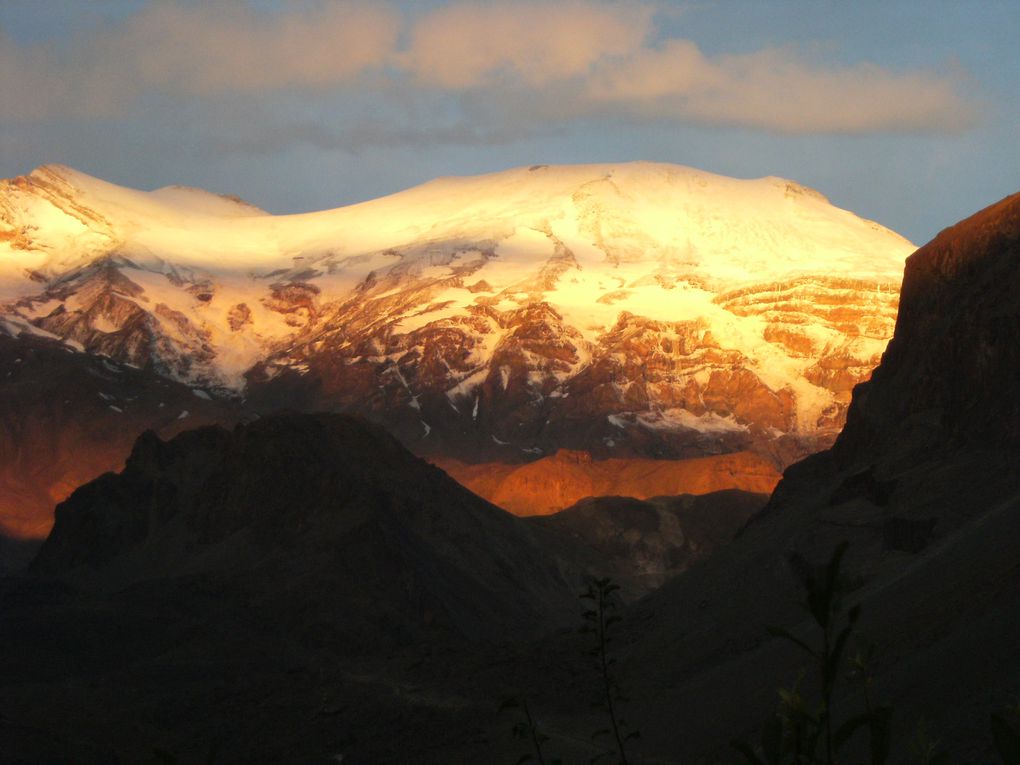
[106,3,399,94]
[582,41,976,134]
[0,0,976,137]
[0,2,399,118]
[402,1,654,88]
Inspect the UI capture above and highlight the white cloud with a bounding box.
[0,3,399,118]
[0,1,976,136]
[583,41,975,133]
[402,1,654,88]
[108,3,399,94]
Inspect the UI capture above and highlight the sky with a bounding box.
[0,0,1017,245]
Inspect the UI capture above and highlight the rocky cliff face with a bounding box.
[833,191,1020,466]
[1,163,912,467]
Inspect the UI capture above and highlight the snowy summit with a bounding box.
[0,162,915,460]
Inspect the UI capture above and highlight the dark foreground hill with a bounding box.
[2,409,765,763]
[30,411,586,644]
[2,412,584,763]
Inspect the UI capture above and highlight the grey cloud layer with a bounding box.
[0,1,973,136]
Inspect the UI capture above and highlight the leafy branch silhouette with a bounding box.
[581,577,638,764]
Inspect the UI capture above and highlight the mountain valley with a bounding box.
[3,164,1020,763]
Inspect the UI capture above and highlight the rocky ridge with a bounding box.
[30,411,580,644]
[434,448,779,516]
[1,162,913,465]
[833,190,1020,463]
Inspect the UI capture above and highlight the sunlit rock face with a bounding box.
[1,162,913,464]
[432,449,780,517]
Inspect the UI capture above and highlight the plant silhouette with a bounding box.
[499,695,561,765]
[581,576,638,764]
[733,542,891,765]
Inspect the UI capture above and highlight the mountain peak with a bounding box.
[27,162,77,180]
[1,161,915,477]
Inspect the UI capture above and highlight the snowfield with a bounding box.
[0,162,915,443]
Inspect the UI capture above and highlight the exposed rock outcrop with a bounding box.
[834,191,1020,464]
[2,163,912,465]
[434,448,780,516]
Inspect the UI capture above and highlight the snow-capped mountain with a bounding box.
[0,162,914,462]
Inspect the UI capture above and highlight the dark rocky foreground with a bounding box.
[29,412,583,644]
[0,411,764,763]
[2,191,1020,763]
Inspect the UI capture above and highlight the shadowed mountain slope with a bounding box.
[834,190,1020,462]
[0,331,238,540]
[30,411,582,644]
[532,489,767,592]
[600,191,1020,763]
[0,412,771,763]
[3,409,767,763]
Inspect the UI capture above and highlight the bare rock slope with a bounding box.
[1,162,912,466]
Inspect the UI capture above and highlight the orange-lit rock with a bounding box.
[433,449,780,516]
[0,333,238,539]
